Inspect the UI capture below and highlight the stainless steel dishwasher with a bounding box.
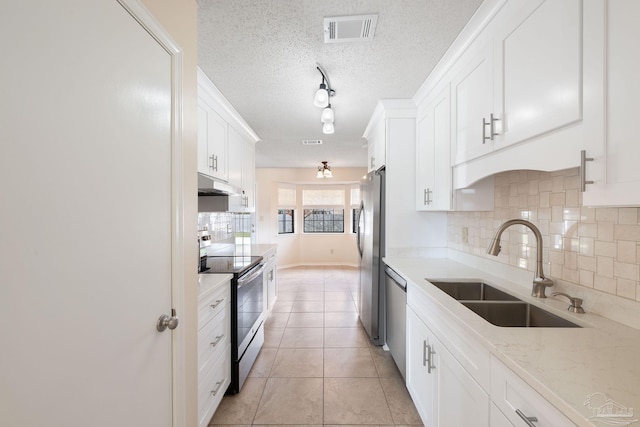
[384,265,407,379]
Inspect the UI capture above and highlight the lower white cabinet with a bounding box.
[491,357,576,427]
[491,402,514,427]
[262,248,277,315]
[198,275,231,427]
[406,306,489,427]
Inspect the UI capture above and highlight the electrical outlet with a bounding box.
[462,227,469,244]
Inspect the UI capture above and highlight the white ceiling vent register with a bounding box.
[302,139,323,145]
[324,14,378,43]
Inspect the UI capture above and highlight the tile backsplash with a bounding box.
[198,212,255,249]
[448,168,640,302]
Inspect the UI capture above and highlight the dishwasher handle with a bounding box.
[384,266,407,292]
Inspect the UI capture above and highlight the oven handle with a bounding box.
[237,264,265,287]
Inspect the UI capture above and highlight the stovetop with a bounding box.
[200,256,263,276]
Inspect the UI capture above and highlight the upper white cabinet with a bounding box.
[494,0,582,150]
[414,0,605,189]
[582,0,640,206]
[366,118,386,172]
[198,98,228,182]
[228,126,256,212]
[198,67,260,202]
[416,83,494,211]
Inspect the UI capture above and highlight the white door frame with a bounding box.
[116,1,186,425]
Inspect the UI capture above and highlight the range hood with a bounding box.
[198,173,242,196]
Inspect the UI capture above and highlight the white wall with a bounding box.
[256,167,367,267]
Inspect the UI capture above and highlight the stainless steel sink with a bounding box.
[427,279,581,328]
[461,301,581,328]
[428,280,521,301]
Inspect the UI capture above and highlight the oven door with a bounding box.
[237,263,265,357]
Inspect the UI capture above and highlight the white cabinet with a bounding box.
[262,248,277,316]
[198,275,232,427]
[198,91,228,182]
[421,0,606,188]
[406,306,489,427]
[416,83,494,211]
[582,0,640,206]
[490,402,514,427]
[228,126,256,212]
[450,39,495,165]
[366,118,386,172]
[491,357,576,427]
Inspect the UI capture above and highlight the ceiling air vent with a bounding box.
[323,14,378,44]
[302,139,323,145]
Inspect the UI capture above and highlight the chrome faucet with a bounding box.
[486,219,554,298]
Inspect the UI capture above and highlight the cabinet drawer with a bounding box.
[198,282,230,330]
[490,356,576,427]
[198,303,230,375]
[407,282,490,390]
[198,344,231,427]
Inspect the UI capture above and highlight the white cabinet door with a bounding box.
[227,126,243,189]
[416,85,452,210]
[583,0,640,206]
[407,306,489,427]
[438,341,490,427]
[490,403,514,427]
[198,72,229,182]
[406,306,439,426]
[451,40,495,165]
[1,1,177,425]
[491,357,576,427]
[495,0,582,150]
[367,119,386,172]
[242,140,256,210]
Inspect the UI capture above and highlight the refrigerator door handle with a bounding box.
[356,201,364,258]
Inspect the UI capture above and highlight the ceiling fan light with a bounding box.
[313,84,329,108]
[321,106,334,123]
[322,122,335,134]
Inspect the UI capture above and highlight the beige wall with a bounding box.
[449,168,640,305]
[256,167,367,267]
[139,0,198,425]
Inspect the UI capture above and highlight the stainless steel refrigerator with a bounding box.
[356,168,385,346]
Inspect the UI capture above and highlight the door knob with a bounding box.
[157,309,179,332]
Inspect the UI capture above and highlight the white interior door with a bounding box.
[0,1,179,426]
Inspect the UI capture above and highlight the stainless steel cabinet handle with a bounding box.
[423,341,436,373]
[213,155,218,172]
[515,409,539,426]
[209,154,215,170]
[482,114,500,143]
[580,150,594,192]
[370,156,376,169]
[427,344,436,373]
[210,334,225,347]
[424,188,433,205]
[483,117,490,143]
[210,380,224,396]
[210,298,224,309]
[490,113,499,139]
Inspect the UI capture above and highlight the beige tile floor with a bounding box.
[209,266,424,426]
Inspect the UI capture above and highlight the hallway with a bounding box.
[209,265,423,426]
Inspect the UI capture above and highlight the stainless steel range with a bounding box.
[200,255,264,394]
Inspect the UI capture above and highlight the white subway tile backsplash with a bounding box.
[448,168,640,301]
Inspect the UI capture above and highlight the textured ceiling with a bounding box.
[198,0,483,168]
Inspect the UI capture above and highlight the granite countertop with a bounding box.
[383,256,640,427]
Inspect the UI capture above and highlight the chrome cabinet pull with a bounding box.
[213,155,218,172]
[580,150,594,192]
[424,188,433,205]
[422,340,428,367]
[210,380,224,396]
[210,298,224,309]
[515,409,539,426]
[482,114,500,143]
[210,334,225,348]
[370,156,376,169]
[426,344,436,373]
[209,154,215,170]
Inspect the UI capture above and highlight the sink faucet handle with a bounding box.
[551,292,585,314]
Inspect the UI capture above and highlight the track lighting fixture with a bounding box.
[314,65,335,134]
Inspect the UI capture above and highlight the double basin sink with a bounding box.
[427,280,580,328]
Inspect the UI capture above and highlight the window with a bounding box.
[277,184,296,234]
[352,209,359,233]
[301,185,346,234]
[303,209,344,233]
[277,209,294,234]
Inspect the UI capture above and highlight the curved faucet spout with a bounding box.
[486,219,554,298]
